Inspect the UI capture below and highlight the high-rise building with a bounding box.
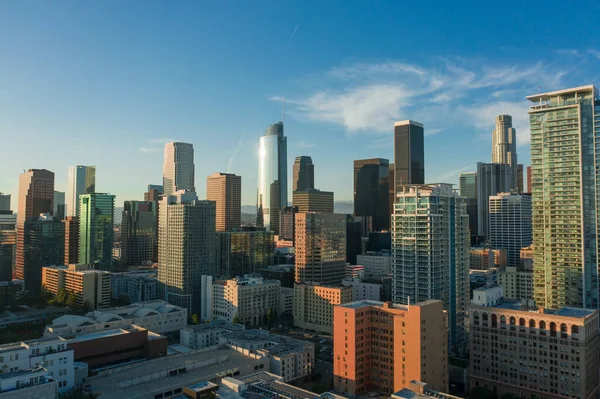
[258,122,288,234]
[158,191,216,316]
[79,193,115,270]
[476,162,512,241]
[292,156,314,192]
[295,212,346,286]
[144,185,163,202]
[16,169,55,290]
[292,189,334,213]
[207,172,241,232]
[345,215,362,265]
[527,85,599,309]
[0,212,16,282]
[334,299,448,396]
[394,120,424,195]
[42,263,111,310]
[491,114,518,190]
[469,285,600,398]
[0,193,10,212]
[162,142,195,196]
[353,158,390,231]
[66,165,96,217]
[459,172,478,240]
[216,230,274,278]
[293,283,353,333]
[53,191,65,221]
[63,216,79,265]
[470,248,507,270]
[121,201,158,266]
[516,164,524,193]
[392,184,469,355]
[526,166,532,194]
[489,192,532,267]
[278,206,297,242]
[388,163,395,223]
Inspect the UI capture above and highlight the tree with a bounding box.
[232,315,241,324]
[191,314,200,325]
[267,308,276,325]
[56,289,68,305]
[66,292,78,309]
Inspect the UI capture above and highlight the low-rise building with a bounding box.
[256,265,295,288]
[497,266,533,306]
[341,277,381,301]
[42,264,111,310]
[469,248,507,270]
[180,320,245,350]
[0,306,68,329]
[356,250,392,277]
[0,367,57,399]
[213,274,280,326]
[520,245,533,270]
[279,287,294,315]
[110,271,158,302]
[345,265,364,279]
[391,380,462,399]
[293,283,353,334]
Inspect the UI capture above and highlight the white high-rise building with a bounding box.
[162,142,195,196]
[491,114,518,190]
[392,183,470,355]
[66,165,96,217]
[158,191,215,316]
[258,122,287,233]
[489,192,532,267]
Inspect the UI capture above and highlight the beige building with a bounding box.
[42,264,110,310]
[213,274,280,326]
[469,286,600,399]
[293,283,352,333]
[295,212,346,286]
[207,172,241,232]
[520,245,533,270]
[470,248,507,270]
[292,189,334,213]
[497,266,533,305]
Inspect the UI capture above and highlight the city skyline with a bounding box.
[4,2,600,209]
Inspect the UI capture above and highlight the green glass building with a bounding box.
[527,85,598,309]
[79,193,115,270]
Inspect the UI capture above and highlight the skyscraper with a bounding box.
[121,201,158,266]
[54,191,65,221]
[206,172,241,232]
[158,191,216,315]
[476,162,513,241]
[278,206,297,242]
[63,216,79,265]
[492,114,518,190]
[526,166,532,194]
[527,85,599,309]
[516,164,524,193]
[292,156,314,192]
[294,212,346,286]
[16,169,55,290]
[162,142,195,196]
[66,165,96,218]
[489,192,532,267]
[258,122,287,233]
[459,172,477,199]
[292,189,334,213]
[392,184,469,355]
[394,120,424,195]
[144,185,163,202]
[79,193,115,270]
[215,230,274,278]
[0,193,10,212]
[0,197,15,282]
[353,158,390,231]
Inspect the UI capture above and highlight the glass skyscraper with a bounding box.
[258,121,287,234]
[79,193,115,270]
[394,120,424,194]
[163,142,195,196]
[66,165,96,218]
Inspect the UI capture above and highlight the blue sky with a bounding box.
[2,1,600,209]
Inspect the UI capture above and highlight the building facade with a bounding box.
[111,272,158,303]
[53,191,65,221]
[356,250,392,277]
[258,122,287,234]
[459,172,478,239]
[78,193,114,270]
[207,172,241,232]
[491,114,518,190]
[292,189,334,213]
[469,248,507,270]
[476,162,513,241]
[353,158,390,231]
[394,120,425,195]
[163,142,195,196]
[66,165,95,218]
[42,264,111,310]
[489,192,532,267]
[497,266,533,305]
[293,283,352,334]
[63,216,79,265]
[216,230,274,278]
[278,206,297,242]
[121,200,157,266]
[292,156,314,192]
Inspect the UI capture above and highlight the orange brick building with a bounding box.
[333,299,448,396]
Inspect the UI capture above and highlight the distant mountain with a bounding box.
[240,201,354,216]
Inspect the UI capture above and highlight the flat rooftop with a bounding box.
[70,328,130,342]
[479,300,596,319]
[526,84,597,102]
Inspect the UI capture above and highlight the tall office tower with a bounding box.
[476,162,512,241]
[292,156,314,192]
[292,189,334,213]
[158,191,216,315]
[15,169,55,289]
[63,216,79,264]
[528,85,600,309]
[526,166,532,194]
[345,215,362,265]
[278,206,297,242]
[216,230,275,277]
[144,185,163,202]
[0,200,16,282]
[491,114,518,190]
[162,142,195,196]
[0,193,10,212]
[53,191,65,221]
[516,164,524,193]
[79,193,115,270]
[121,201,158,266]
[294,212,346,286]
[394,120,424,195]
[388,164,395,222]
[459,172,478,240]
[206,172,241,232]
[392,184,469,355]
[489,193,532,267]
[258,122,288,234]
[353,158,390,231]
[66,165,96,217]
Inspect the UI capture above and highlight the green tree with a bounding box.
[267,308,276,325]
[56,288,68,305]
[191,314,200,325]
[232,315,241,324]
[66,292,78,309]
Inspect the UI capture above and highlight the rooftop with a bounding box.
[394,120,423,128]
[475,300,597,319]
[526,84,597,102]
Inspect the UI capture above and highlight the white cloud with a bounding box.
[429,164,473,184]
[459,101,531,146]
[139,147,159,153]
[588,49,600,59]
[293,140,316,148]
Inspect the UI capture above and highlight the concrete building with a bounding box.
[346,265,364,279]
[394,121,425,195]
[44,300,187,337]
[163,142,195,196]
[158,191,216,315]
[213,274,280,326]
[278,206,297,243]
[111,271,158,302]
[341,277,381,301]
[497,266,533,306]
[520,245,534,270]
[469,248,507,270]
[491,115,518,191]
[258,122,287,234]
[0,194,9,213]
[356,250,392,277]
[528,85,600,309]
[78,193,115,270]
[257,264,295,288]
[279,286,294,315]
[353,158,391,231]
[292,189,334,213]
[333,299,448,396]
[489,192,532,267]
[0,207,15,283]
[207,172,242,232]
[459,172,478,240]
[121,200,157,266]
[42,264,111,310]
[144,184,163,202]
[62,216,79,265]
[293,156,314,192]
[53,191,65,221]
[66,165,95,218]
[526,165,532,194]
[517,164,524,193]
[391,381,463,399]
[216,230,274,278]
[293,283,352,334]
[393,184,469,355]
[476,162,513,241]
[0,368,58,398]
[469,285,600,399]
[0,306,68,329]
[295,213,347,286]
[180,320,245,349]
